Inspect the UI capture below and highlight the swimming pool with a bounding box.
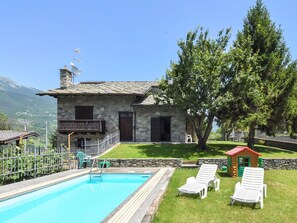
[0,173,151,223]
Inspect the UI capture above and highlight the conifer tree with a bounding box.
[229,0,297,148]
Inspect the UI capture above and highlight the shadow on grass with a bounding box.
[113,142,296,161]
[207,142,295,156]
[134,144,198,160]
[217,172,231,178]
[134,143,226,160]
[135,142,295,159]
[253,144,295,155]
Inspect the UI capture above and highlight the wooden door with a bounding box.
[160,117,171,141]
[151,117,171,142]
[238,156,250,177]
[119,112,133,141]
[151,117,161,142]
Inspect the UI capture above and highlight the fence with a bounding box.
[0,131,120,185]
[0,145,75,185]
[75,131,120,155]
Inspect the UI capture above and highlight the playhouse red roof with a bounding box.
[225,146,262,156]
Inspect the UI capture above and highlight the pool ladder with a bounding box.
[89,158,108,180]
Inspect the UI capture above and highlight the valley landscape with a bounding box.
[0,76,57,143]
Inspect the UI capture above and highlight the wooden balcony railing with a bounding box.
[58,120,106,133]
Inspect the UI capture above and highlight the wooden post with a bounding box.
[68,132,75,154]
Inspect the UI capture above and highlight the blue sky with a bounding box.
[0,0,296,90]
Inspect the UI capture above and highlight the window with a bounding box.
[75,106,93,120]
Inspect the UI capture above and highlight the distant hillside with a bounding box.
[0,76,57,138]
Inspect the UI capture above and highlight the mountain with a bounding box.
[0,76,57,138]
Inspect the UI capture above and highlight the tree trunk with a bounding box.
[193,114,214,151]
[197,139,208,150]
[204,115,214,142]
[247,122,256,149]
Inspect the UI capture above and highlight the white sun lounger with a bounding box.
[178,164,220,199]
[230,167,267,209]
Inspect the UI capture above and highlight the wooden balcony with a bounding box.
[58,120,106,133]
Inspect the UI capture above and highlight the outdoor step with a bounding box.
[181,164,198,168]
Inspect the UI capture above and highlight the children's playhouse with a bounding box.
[225,146,262,177]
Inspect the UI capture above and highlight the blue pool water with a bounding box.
[0,174,151,223]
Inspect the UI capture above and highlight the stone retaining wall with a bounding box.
[198,158,297,170]
[197,158,227,169]
[262,158,297,170]
[99,158,297,169]
[104,158,182,168]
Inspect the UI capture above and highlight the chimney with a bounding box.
[60,66,73,89]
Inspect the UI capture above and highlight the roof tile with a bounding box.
[38,81,158,96]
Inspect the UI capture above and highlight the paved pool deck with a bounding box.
[0,167,175,223]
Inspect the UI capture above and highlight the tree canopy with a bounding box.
[157,27,231,150]
[157,0,297,149]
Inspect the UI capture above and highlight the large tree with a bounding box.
[157,27,231,150]
[227,0,297,148]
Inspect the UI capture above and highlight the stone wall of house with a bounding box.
[101,158,182,167]
[197,158,297,170]
[57,95,187,146]
[57,94,135,131]
[57,95,136,147]
[134,106,187,142]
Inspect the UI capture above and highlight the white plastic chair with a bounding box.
[186,134,192,143]
[230,167,267,208]
[178,164,220,199]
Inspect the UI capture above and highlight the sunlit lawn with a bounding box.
[100,141,297,161]
[153,169,297,223]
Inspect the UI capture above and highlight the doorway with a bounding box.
[238,156,250,177]
[151,116,171,142]
[119,112,133,141]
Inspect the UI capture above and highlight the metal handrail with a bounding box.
[89,158,109,180]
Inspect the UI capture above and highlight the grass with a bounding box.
[100,141,297,161]
[153,169,297,223]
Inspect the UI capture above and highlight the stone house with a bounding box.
[38,67,190,152]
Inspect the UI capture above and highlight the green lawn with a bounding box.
[100,141,297,161]
[153,169,297,223]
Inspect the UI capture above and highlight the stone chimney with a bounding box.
[60,66,73,89]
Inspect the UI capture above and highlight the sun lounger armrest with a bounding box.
[186,176,196,184]
[234,182,241,193]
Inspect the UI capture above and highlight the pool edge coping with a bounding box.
[0,169,90,201]
[103,168,174,223]
[0,167,175,223]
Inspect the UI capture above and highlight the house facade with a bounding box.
[38,67,189,152]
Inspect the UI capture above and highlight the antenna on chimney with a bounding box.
[70,48,81,83]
